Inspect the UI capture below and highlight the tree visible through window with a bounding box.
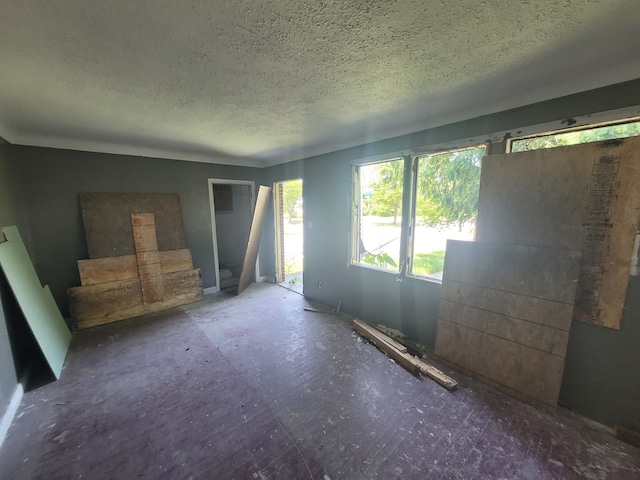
[354,158,404,271]
[511,120,640,152]
[410,145,485,279]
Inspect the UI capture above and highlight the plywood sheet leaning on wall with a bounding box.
[434,240,581,410]
[79,192,187,258]
[69,202,203,329]
[476,137,640,329]
[238,185,271,294]
[68,270,202,330]
[0,226,71,378]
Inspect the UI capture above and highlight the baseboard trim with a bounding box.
[0,383,23,449]
[258,276,274,283]
[203,287,219,295]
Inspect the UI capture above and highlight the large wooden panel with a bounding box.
[68,269,203,329]
[436,319,566,407]
[238,185,271,294]
[435,240,580,409]
[159,249,193,274]
[440,280,574,331]
[78,249,194,285]
[477,137,640,329]
[442,240,581,304]
[78,255,138,285]
[80,192,186,258]
[0,226,71,378]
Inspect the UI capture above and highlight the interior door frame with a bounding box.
[207,178,258,293]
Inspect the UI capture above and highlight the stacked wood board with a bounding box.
[68,193,203,330]
[434,240,581,410]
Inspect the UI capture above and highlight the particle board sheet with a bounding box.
[0,226,70,378]
[434,240,581,409]
[238,185,271,294]
[476,137,640,329]
[80,192,186,258]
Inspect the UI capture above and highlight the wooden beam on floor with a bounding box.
[353,319,457,390]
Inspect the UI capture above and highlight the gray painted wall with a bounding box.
[8,146,263,318]
[261,79,640,430]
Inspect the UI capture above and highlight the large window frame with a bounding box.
[351,116,640,283]
[507,117,640,153]
[350,144,486,282]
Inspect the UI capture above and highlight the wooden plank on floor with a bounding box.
[353,319,457,389]
[353,319,418,374]
[410,357,457,390]
[353,319,407,353]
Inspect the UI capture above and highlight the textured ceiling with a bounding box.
[1,1,640,167]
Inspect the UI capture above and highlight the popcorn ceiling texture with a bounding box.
[0,1,639,166]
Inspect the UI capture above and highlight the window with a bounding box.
[351,144,486,280]
[409,145,485,279]
[510,118,640,152]
[352,158,404,272]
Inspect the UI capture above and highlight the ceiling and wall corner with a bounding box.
[1,1,640,167]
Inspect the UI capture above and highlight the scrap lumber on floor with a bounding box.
[353,318,457,390]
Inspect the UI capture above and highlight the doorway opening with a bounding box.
[208,179,257,292]
[274,179,303,294]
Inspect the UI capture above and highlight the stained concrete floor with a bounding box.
[1,282,639,479]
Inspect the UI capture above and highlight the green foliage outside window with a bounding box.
[511,121,640,152]
[416,147,484,231]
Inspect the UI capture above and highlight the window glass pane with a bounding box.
[411,146,485,279]
[511,120,640,152]
[354,159,404,271]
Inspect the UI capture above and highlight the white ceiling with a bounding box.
[1,1,640,167]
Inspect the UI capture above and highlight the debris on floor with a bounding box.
[353,319,457,390]
[377,323,432,359]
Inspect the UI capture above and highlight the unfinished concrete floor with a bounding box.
[1,282,639,479]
